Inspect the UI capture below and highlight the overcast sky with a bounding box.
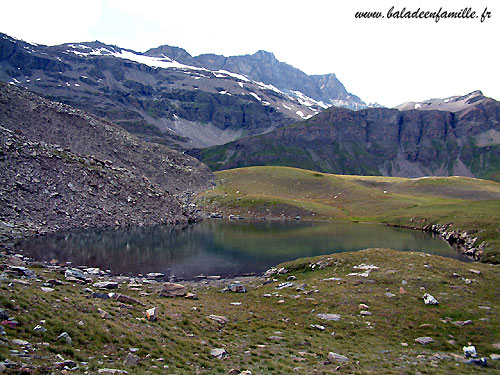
[2,0,498,107]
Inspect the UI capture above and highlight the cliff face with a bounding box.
[194,94,500,181]
[0,82,214,240]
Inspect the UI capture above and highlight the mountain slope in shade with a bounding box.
[191,91,500,181]
[145,47,367,110]
[0,81,214,238]
[0,33,339,148]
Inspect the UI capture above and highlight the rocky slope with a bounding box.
[0,33,344,148]
[145,47,367,109]
[0,82,214,242]
[193,91,500,181]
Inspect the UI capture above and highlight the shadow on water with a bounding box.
[17,220,470,280]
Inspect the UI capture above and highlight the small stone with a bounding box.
[469,269,481,275]
[269,336,284,341]
[465,358,487,367]
[401,343,408,347]
[316,313,341,321]
[328,352,349,363]
[65,269,86,280]
[33,325,47,334]
[129,347,139,353]
[57,332,72,344]
[287,276,296,281]
[98,308,112,320]
[123,353,140,366]
[276,282,294,290]
[146,307,157,322]
[399,287,407,294]
[112,294,143,305]
[184,292,198,300]
[146,273,165,279]
[415,337,434,345]
[93,281,118,289]
[40,287,55,292]
[310,324,325,331]
[239,371,252,375]
[385,292,396,298]
[359,304,369,309]
[210,348,229,359]
[360,311,372,316]
[422,293,439,305]
[206,275,221,280]
[490,354,500,360]
[402,280,408,285]
[207,314,228,324]
[12,339,30,346]
[228,284,247,293]
[452,320,473,326]
[97,369,128,374]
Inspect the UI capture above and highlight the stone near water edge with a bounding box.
[463,345,477,358]
[206,275,221,280]
[159,283,187,297]
[207,314,228,325]
[98,308,112,320]
[65,269,86,280]
[123,353,140,366]
[316,313,341,321]
[228,284,247,293]
[145,307,157,321]
[93,281,118,289]
[57,332,72,345]
[328,352,349,363]
[146,272,165,279]
[415,337,434,345]
[422,293,439,305]
[210,348,229,359]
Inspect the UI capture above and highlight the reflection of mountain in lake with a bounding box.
[18,220,467,279]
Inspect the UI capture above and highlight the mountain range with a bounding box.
[193,90,500,181]
[0,33,366,149]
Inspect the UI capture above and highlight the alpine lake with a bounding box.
[17,220,470,280]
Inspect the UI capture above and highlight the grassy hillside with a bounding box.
[197,166,500,263]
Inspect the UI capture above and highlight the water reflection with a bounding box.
[18,220,468,279]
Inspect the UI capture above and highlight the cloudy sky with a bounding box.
[2,0,498,107]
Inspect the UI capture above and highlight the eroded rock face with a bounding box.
[196,99,500,180]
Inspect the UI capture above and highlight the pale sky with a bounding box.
[2,0,499,107]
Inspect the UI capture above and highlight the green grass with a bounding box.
[197,166,500,262]
[1,248,499,374]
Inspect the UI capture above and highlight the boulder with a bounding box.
[93,281,118,289]
[210,348,229,359]
[316,313,341,321]
[228,284,247,293]
[415,337,434,345]
[123,353,140,366]
[328,352,349,363]
[463,345,477,358]
[207,314,228,324]
[159,283,187,297]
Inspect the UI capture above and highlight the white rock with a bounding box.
[422,293,439,305]
[463,345,477,358]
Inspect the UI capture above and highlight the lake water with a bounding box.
[18,220,469,280]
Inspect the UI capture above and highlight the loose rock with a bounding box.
[228,284,247,293]
[328,352,349,363]
[422,293,439,305]
[57,332,72,344]
[415,337,434,345]
[159,283,187,297]
[210,348,229,359]
[123,353,140,366]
